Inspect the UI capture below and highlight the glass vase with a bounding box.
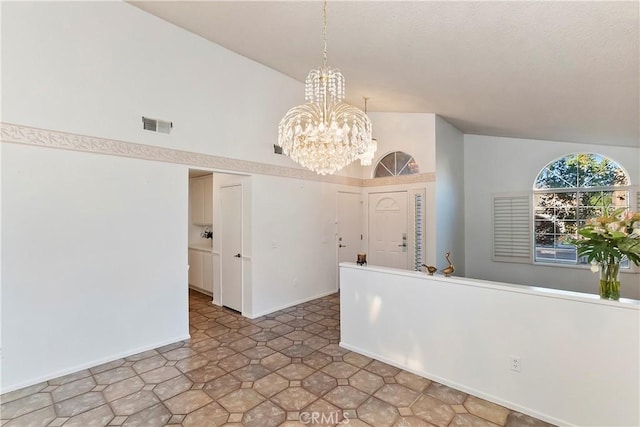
[599,262,620,300]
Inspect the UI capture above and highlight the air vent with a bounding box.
[142,116,172,134]
[273,144,283,155]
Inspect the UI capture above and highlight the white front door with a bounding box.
[368,191,408,269]
[337,192,362,283]
[220,185,243,312]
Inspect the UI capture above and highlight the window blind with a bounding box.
[493,194,532,263]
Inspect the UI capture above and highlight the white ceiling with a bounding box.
[129,1,639,148]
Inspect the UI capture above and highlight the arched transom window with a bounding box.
[374,151,419,178]
[533,153,630,265]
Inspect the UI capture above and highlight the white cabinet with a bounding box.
[188,249,203,289]
[190,179,204,225]
[203,176,213,226]
[188,248,213,294]
[190,175,213,225]
[202,253,213,294]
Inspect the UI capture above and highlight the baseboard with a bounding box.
[1,334,191,395]
[339,342,571,427]
[247,289,338,319]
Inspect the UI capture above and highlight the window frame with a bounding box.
[373,151,419,178]
[531,153,635,271]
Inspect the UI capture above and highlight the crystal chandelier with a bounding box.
[278,0,373,175]
[357,97,378,166]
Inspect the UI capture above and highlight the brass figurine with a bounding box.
[421,264,437,275]
[440,251,455,277]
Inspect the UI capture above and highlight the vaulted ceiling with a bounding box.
[129,1,639,148]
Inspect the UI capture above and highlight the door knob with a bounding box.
[234,253,241,258]
[398,233,407,247]
[339,244,347,248]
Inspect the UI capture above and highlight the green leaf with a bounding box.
[609,231,627,239]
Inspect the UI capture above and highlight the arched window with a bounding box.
[533,153,630,265]
[374,151,419,178]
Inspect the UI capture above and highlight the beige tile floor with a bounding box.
[1,290,555,427]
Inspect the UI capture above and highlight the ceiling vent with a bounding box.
[273,144,283,155]
[142,116,172,134]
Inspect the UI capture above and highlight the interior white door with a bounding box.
[220,185,243,312]
[337,192,362,284]
[368,191,408,269]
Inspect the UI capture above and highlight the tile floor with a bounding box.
[1,290,555,427]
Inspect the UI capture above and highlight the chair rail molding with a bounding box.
[1,122,436,187]
[0,123,358,185]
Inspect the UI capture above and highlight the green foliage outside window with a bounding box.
[533,153,630,264]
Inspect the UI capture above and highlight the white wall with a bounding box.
[435,116,465,275]
[1,1,305,170]
[1,143,189,392]
[464,134,640,299]
[362,113,436,178]
[250,176,357,317]
[340,263,640,427]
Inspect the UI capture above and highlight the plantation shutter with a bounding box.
[493,193,532,263]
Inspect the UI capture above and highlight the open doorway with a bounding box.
[187,169,251,319]
[188,169,214,299]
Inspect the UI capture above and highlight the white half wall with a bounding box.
[1,143,189,392]
[340,263,640,427]
[464,134,640,299]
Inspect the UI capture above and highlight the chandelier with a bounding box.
[278,0,374,175]
[358,97,378,166]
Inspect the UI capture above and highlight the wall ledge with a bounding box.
[340,262,640,310]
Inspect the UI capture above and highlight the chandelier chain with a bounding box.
[322,0,328,68]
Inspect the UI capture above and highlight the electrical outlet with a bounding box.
[510,356,521,372]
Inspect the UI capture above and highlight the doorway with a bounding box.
[368,191,408,269]
[336,191,362,285]
[220,185,243,312]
